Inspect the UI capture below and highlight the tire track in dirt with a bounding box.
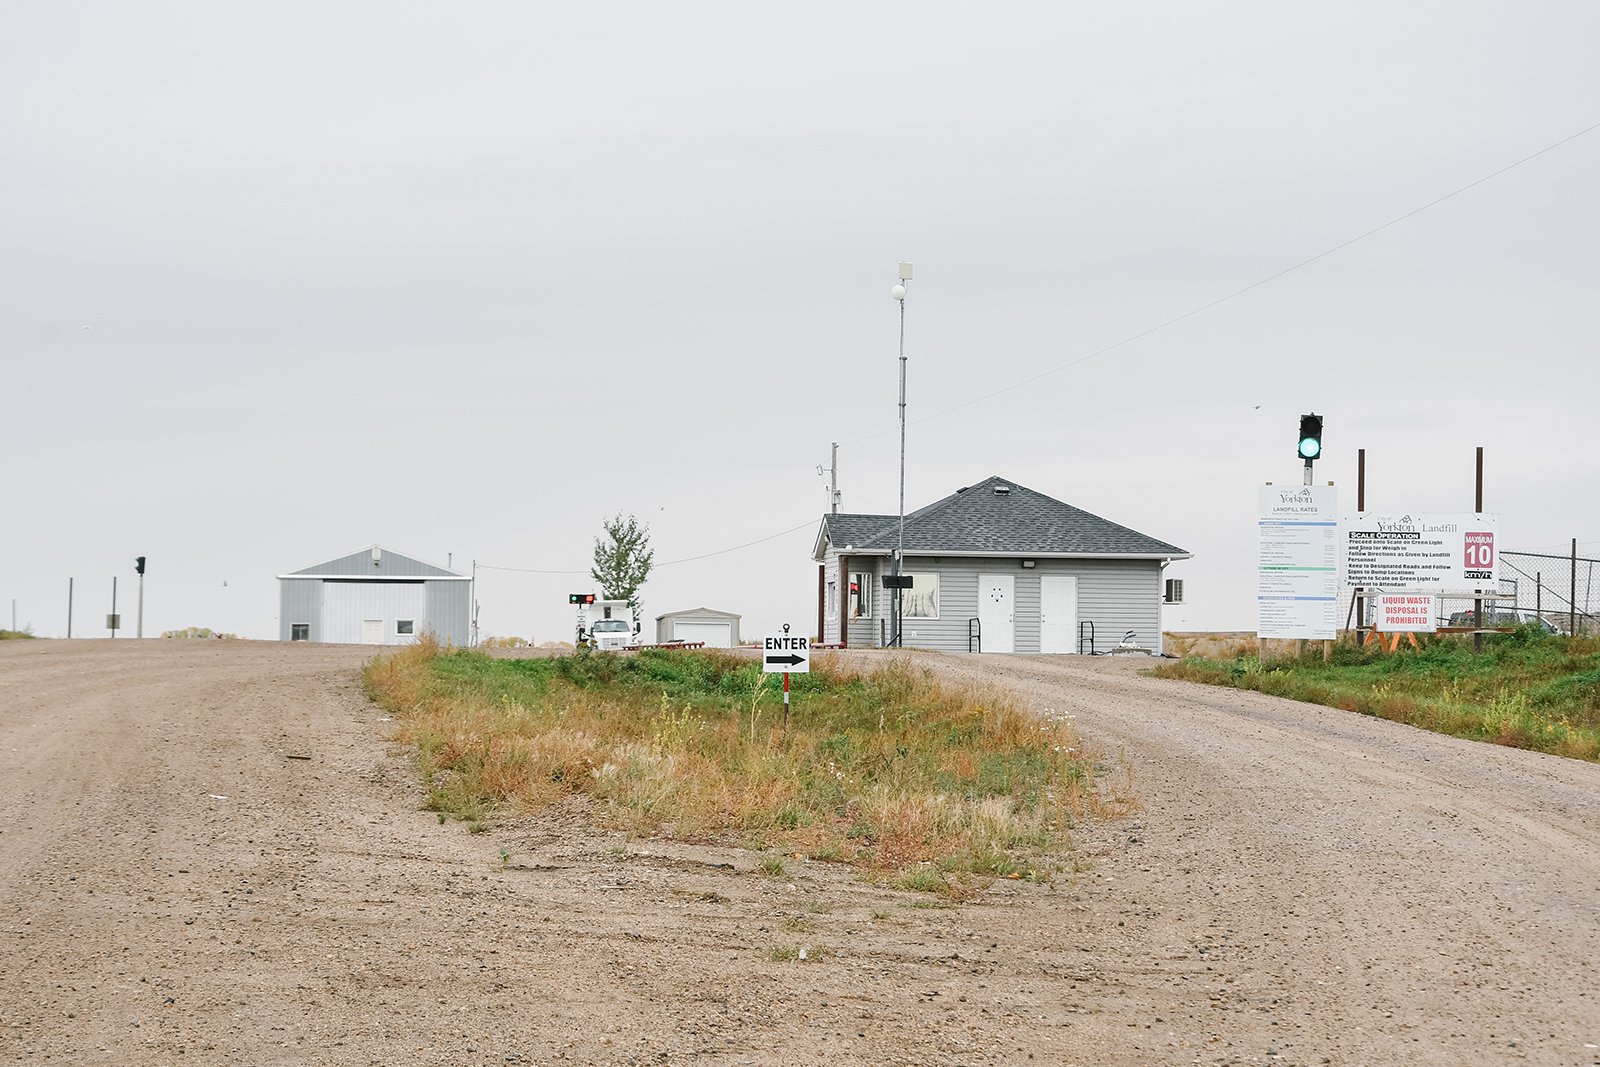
[3,640,1598,1066]
[918,651,1600,1066]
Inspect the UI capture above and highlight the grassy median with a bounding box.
[365,640,1103,884]
[1152,627,1600,761]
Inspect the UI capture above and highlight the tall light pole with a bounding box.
[892,262,912,647]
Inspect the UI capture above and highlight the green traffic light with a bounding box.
[1298,437,1321,459]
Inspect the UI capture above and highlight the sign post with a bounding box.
[763,624,810,729]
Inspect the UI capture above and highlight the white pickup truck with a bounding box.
[581,600,638,651]
[587,617,636,651]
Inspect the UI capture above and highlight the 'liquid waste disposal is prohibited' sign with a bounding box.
[1376,594,1437,632]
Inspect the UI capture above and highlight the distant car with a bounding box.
[1445,608,1565,634]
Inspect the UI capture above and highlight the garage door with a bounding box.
[673,621,733,648]
[321,582,426,645]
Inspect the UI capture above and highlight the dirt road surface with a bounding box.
[1,640,1597,1066]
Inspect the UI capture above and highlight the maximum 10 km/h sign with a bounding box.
[762,629,810,673]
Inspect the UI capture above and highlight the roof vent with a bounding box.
[993,485,1011,495]
[956,486,969,494]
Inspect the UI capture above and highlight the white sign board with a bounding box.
[762,633,810,673]
[1258,485,1340,640]
[1376,594,1437,632]
[1342,513,1498,591]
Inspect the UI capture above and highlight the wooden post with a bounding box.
[1474,446,1485,652]
[837,554,849,650]
[816,565,825,642]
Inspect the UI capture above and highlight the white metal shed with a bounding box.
[655,607,741,648]
[278,544,470,646]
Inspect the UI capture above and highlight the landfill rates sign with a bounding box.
[1342,513,1499,591]
[1258,485,1340,640]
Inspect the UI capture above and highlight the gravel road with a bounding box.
[1,639,1596,1066]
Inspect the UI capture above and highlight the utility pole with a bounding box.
[829,442,840,515]
[110,576,118,639]
[67,577,74,638]
[892,262,912,647]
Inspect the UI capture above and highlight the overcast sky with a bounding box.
[4,2,1598,643]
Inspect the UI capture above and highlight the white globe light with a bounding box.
[891,284,906,301]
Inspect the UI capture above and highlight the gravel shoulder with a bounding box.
[1,640,1596,1066]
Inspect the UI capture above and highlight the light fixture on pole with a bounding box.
[892,261,912,647]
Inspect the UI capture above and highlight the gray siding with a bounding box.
[819,549,891,646]
[289,547,457,578]
[279,579,323,642]
[1070,558,1164,654]
[425,580,472,646]
[278,576,470,645]
[854,555,1164,654]
[895,562,978,652]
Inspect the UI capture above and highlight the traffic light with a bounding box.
[1297,414,1323,461]
[568,593,595,605]
[135,556,146,576]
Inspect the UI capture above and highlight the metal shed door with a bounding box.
[674,621,733,648]
[978,574,1014,653]
[1039,575,1079,654]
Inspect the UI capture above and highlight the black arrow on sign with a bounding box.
[765,654,804,667]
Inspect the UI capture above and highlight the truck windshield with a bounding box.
[591,620,630,632]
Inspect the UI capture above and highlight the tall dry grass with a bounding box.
[1154,628,1600,761]
[365,640,1098,881]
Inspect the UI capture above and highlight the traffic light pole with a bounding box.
[1303,459,1314,487]
[137,573,144,638]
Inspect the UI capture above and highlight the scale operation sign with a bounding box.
[1342,512,1499,591]
[762,628,810,673]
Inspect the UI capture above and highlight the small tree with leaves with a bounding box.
[591,512,654,630]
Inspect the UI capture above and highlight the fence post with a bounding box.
[1573,539,1579,637]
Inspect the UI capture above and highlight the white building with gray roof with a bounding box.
[278,544,471,646]
[812,475,1189,654]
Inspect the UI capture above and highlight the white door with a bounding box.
[1039,575,1079,654]
[674,621,733,648]
[361,619,384,644]
[977,574,1014,653]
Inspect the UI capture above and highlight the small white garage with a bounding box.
[655,607,741,648]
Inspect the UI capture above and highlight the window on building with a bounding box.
[826,581,837,616]
[849,571,872,618]
[291,624,309,641]
[397,619,415,635]
[1163,579,1184,605]
[902,572,940,619]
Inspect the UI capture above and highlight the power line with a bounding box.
[476,519,817,576]
[842,118,1600,447]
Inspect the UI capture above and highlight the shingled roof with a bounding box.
[814,475,1188,559]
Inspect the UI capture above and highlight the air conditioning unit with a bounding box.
[1164,578,1184,604]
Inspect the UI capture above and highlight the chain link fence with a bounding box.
[1347,544,1599,636]
[1496,548,1600,636]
